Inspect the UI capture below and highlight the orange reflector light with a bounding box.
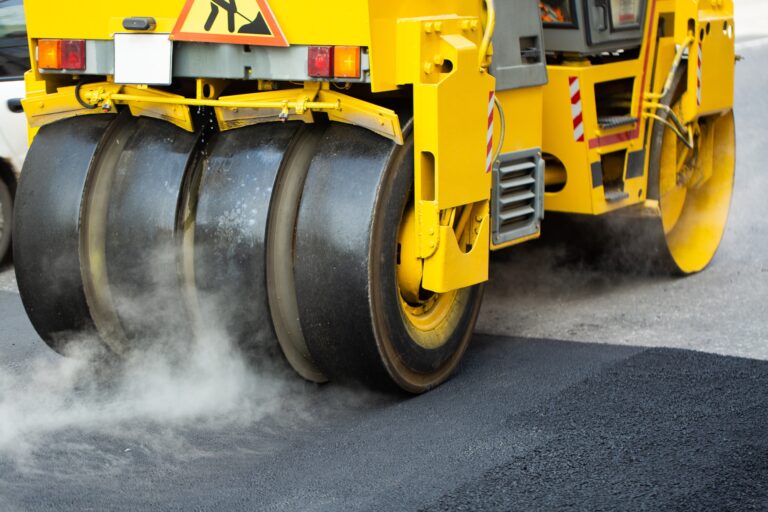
[37,39,86,70]
[333,46,361,79]
[37,39,61,70]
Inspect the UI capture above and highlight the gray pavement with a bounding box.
[477,38,768,361]
[734,0,768,44]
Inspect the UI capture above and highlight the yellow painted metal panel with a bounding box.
[696,13,735,116]
[495,87,544,155]
[26,0,371,45]
[26,2,185,40]
[368,0,484,92]
[395,18,492,209]
[423,211,490,293]
[540,66,594,214]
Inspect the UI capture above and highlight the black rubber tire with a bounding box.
[13,115,118,352]
[294,123,483,393]
[192,122,301,363]
[15,114,201,354]
[0,177,11,264]
[266,124,328,382]
[97,117,201,346]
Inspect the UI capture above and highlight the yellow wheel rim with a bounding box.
[400,290,458,333]
[396,202,461,349]
[659,110,735,274]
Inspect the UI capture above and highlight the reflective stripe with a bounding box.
[487,91,495,173]
[697,43,703,106]
[569,77,585,143]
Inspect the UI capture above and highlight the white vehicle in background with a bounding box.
[0,0,28,263]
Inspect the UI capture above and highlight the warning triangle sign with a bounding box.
[171,0,288,47]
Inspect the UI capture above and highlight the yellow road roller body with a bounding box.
[14,0,736,392]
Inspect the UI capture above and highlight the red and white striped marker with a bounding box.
[697,42,703,107]
[487,91,495,173]
[569,76,585,143]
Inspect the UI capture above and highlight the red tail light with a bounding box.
[308,46,333,78]
[61,40,86,70]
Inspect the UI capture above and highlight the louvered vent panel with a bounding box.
[491,149,544,245]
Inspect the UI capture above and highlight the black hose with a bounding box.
[75,80,99,110]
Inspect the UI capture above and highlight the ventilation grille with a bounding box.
[492,149,544,246]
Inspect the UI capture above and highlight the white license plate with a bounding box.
[114,33,173,86]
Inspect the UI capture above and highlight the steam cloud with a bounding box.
[0,324,313,472]
[0,235,333,477]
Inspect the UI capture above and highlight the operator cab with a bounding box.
[540,0,647,55]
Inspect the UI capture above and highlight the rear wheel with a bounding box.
[15,113,202,354]
[92,116,200,348]
[14,115,119,352]
[192,122,304,365]
[14,113,483,393]
[294,123,483,393]
[266,125,328,382]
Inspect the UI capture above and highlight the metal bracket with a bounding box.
[22,81,403,144]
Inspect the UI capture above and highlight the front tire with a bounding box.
[646,68,736,274]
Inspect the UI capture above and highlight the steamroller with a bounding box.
[14,0,736,392]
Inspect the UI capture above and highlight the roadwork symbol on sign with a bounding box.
[171,0,288,47]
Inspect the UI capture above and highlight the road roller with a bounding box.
[13,0,736,392]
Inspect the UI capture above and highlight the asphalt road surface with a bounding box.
[1,16,768,512]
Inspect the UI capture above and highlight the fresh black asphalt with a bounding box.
[1,291,766,511]
[424,348,768,512]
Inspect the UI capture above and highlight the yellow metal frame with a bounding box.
[21,0,734,295]
[540,0,734,217]
[395,14,496,292]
